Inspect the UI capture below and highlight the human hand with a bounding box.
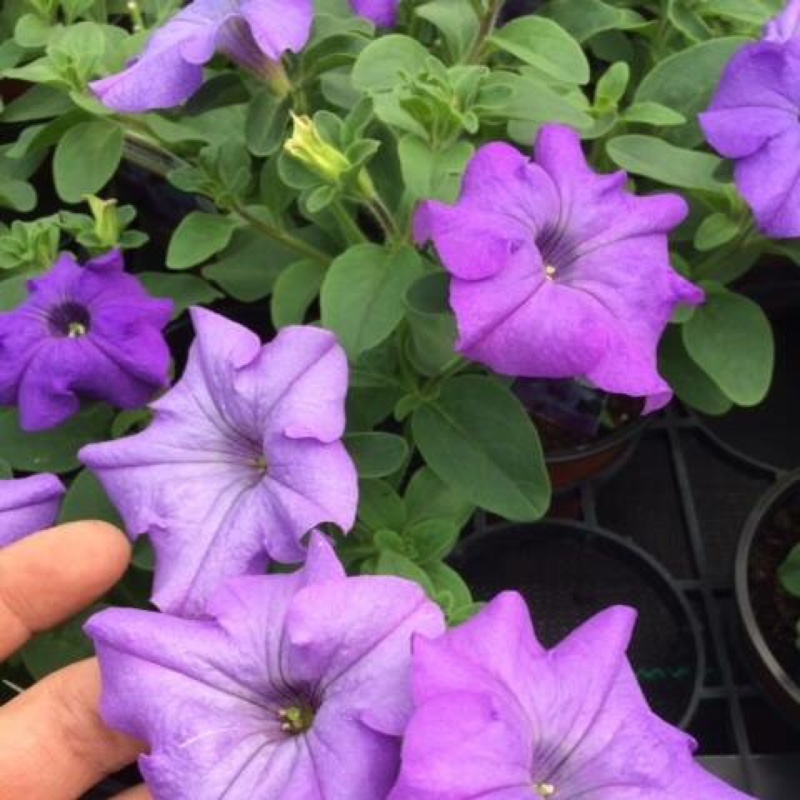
[0,522,149,800]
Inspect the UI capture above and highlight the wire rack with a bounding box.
[546,405,800,799]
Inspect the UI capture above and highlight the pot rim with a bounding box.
[735,469,800,706]
[544,407,652,464]
[453,519,705,729]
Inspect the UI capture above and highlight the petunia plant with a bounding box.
[0,0,792,794]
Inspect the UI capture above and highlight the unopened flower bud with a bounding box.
[285,114,351,184]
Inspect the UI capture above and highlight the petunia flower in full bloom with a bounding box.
[390,592,754,800]
[701,0,800,237]
[91,0,313,112]
[0,474,65,547]
[80,307,358,618]
[86,534,445,800]
[0,250,173,432]
[415,124,704,413]
[350,0,398,27]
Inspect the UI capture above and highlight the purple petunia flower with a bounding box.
[91,0,312,112]
[350,0,398,27]
[86,534,445,800]
[390,592,753,800]
[0,474,65,547]
[0,250,173,432]
[701,1,800,237]
[415,124,704,413]
[80,307,358,618]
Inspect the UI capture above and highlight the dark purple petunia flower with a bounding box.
[350,0,398,27]
[390,592,754,800]
[701,0,800,237]
[415,124,703,413]
[91,0,312,112]
[0,474,65,547]
[0,250,173,432]
[86,534,445,800]
[80,308,358,618]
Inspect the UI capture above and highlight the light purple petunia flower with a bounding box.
[415,124,703,413]
[0,250,173,432]
[701,1,800,237]
[390,592,754,800]
[86,534,445,800]
[766,0,800,42]
[350,0,398,27]
[91,0,313,112]
[0,474,65,547]
[80,307,358,618]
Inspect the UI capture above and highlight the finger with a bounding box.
[0,659,144,800]
[113,786,151,799]
[0,521,131,658]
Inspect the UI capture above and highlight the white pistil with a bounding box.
[67,322,87,338]
[544,264,557,281]
[534,783,556,797]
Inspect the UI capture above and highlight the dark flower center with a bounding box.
[536,224,579,282]
[48,302,91,338]
[277,701,316,736]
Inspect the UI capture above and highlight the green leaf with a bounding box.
[668,0,712,42]
[659,325,733,415]
[321,244,424,359]
[137,272,223,318]
[404,272,459,377]
[0,404,114,473]
[622,101,686,127]
[58,469,122,528]
[606,134,728,192]
[635,37,749,147]
[779,544,800,599]
[167,212,238,270]
[270,258,326,328]
[693,212,739,252]
[425,561,473,610]
[203,229,302,302]
[405,466,473,528]
[375,549,435,595]
[0,458,11,479]
[352,35,429,92]
[406,517,460,561]
[21,606,101,679]
[345,432,409,478]
[490,16,589,84]
[539,0,647,42]
[0,274,28,310]
[0,177,35,211]
[412,375,550,521]
[415,0,480,62]
[52,120,123,203]
[0,85,74,122]
[398,137,473,203]
[358,479,407,532]
[245,91,290,157]
[595,61,629,107]
[683,289,774,406]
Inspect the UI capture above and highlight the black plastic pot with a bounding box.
[735,471,800,727]
[450,520,703,727]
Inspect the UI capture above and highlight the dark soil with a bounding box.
[749,495,800,684]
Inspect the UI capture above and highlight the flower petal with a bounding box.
[287,576,445,736]
[388,691,533,800]
[0,474,65,546]
[240,0,314,59]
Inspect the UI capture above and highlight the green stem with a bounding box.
[365,194,400,241]
[233,203,332,266]
[464,0,505,64]
[331,200,368,245]
[694,218,760,282]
